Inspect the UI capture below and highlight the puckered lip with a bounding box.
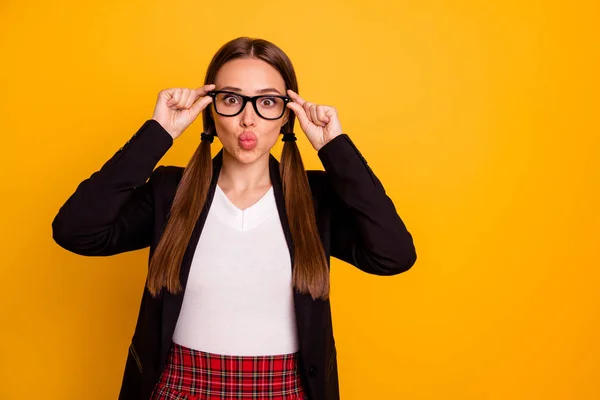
[239,131,257,141]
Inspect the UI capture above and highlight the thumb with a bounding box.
[189,95,213,118]
[287,102,311,128]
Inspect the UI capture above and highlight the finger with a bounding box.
[184,89,196,109]
[302,101,313,122]
[188,85,214,109]
[316,105,330,126]
[309,104,321,126]
[303,102,316,124]
[324,106,337,119]
[189,95,213,117]
[167,89,182,107]
[286,102,311,127]
[287,89,305,106]
[173,89,183,106]
[158,88,173,107]
[165,91,174,107]
[179,90,192,109]
[196,84,216,97]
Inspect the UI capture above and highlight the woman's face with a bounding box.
[212,57,289,165]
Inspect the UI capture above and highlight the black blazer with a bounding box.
[52,119,417,400]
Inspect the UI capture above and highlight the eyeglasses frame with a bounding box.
[207,90,292,120]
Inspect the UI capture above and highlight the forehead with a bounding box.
[214,58,286,94]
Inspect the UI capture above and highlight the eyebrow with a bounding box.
[218,86,283,95]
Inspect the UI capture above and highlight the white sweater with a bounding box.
[172,184,299,356]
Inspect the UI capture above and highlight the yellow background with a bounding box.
[1,0,598,398]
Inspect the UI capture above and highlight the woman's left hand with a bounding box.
[286,89,343,151]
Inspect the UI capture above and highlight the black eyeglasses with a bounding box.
[207,90,291,120]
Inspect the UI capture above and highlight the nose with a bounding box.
[239,101,257,127]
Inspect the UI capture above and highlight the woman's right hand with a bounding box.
[151,84,215,140]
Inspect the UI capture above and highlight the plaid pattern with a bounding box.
[150,342,308,400]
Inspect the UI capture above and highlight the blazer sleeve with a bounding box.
[317,134,417,275]
[52,119,174,256]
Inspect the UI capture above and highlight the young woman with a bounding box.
[52,37,417,400]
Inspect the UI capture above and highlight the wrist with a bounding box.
[316,132,343,151]
[151,118,178,139]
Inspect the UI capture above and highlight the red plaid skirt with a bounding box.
[150,342,308,400]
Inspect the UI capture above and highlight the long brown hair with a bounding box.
[147,37,330,300]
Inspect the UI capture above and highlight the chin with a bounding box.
[229,147,267,164]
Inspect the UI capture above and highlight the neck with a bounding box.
[218,150,272,192]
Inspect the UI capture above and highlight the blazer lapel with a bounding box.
[269,155,294,263]
[159,150,223,368]
[269,155,314,357]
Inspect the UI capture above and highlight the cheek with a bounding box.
[262,122,284,146]
[213,115,236,140]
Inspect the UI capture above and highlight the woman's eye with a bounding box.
[223,95,239,104]
[260,97,276,107]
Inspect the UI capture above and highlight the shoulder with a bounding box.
[150,165,183,183]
